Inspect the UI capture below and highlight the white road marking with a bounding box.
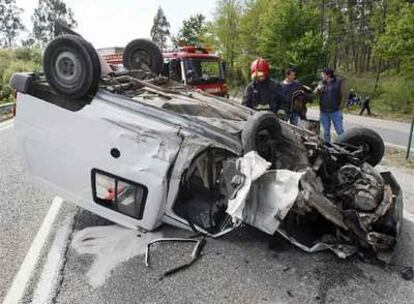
[32,218,73,304]
[3,197,63,304]
[0,120,13,132]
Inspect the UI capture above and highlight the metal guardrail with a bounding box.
[0,102,15,122]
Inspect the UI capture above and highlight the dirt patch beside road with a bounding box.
[382,147,414,171]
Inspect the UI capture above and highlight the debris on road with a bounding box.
[145,237,207,279]
[401,266,414,281]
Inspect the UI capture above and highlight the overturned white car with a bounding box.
[11,33,402,263]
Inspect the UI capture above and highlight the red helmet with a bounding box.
[251,57,270,78]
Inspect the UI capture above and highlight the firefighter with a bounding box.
[242,58,283,113]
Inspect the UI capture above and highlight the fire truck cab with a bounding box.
[162,46,228,97]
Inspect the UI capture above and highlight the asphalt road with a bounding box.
[306,108,413,148]
[53,212,414,304]
[1,118,414,304]
[0,121,54,302]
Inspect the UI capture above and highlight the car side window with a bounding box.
[92,169,148,220]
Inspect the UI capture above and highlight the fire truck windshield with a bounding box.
[183,58,224,85]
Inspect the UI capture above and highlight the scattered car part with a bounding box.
[401,266,414,281]
[145,237,206,279]
[123,39,164,74]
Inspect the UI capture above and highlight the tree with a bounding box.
[238,0,271,81]
[150,7,170,50]
[259,0,326,83]
[175,14,207,47]
[375,3,414,69]
[210,0,243,84]
[32,0,77,44]
[0,0,25,47]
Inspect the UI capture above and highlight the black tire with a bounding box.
[43,34,100,99]
[335,127,385,166]
[241,111,281,164]
[123,39,163,74]
[82,39,101,95]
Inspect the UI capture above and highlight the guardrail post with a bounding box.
[407,114,414,159]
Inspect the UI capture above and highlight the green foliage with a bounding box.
[32,0,77,44]
[0,47,41,104]
[209,0,243,85]
[209,0,325,84]
[343,72,414,118]
[375,3,414,72]
[380,79,414,115]
[150,7,171,50]
[0,0,25,47]
[238,0,270,81]
[258,0,325,83]
[175,14,208,47]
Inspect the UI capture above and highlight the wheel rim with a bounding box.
[130,49,151,70]
[54,51,83,88]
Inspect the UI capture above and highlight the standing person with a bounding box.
[242,58,283,113]
[314,68,346,143]
[280,68,301,125]
[360,96,372,116]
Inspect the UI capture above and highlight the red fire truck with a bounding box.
[100,45,229,97]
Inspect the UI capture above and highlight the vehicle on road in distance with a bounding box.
[11,32,403,264]
[100,45,229,97]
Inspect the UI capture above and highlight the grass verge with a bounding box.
[382,147,414,172]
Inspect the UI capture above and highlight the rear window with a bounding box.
[91,169,148,220]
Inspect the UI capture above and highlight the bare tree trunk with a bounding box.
[374,0,388,93]
[374,58,382,93]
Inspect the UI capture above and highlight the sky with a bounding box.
[16,0,217,48]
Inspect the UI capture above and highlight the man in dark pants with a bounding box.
[280,68,302,125]
[242,58,283,113]
[314,68,346,143]
[360,96,371,116]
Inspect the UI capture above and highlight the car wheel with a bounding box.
[123,39,163,74]
[335,127,385,166]
[242,111,281,165]
[82,38,102,94]
[43,34,101,99]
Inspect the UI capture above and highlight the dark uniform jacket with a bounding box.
[242,77,283,112]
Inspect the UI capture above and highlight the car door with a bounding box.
[15,91,183,230]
